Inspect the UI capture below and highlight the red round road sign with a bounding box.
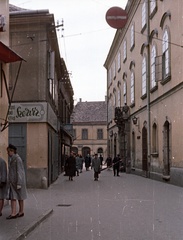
[105,7,128,29]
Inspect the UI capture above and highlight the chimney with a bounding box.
[79,98,82,102]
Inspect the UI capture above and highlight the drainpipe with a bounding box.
[147,0,151,178]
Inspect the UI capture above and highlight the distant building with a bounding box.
[71,99,107,159]
[104,0,183,186]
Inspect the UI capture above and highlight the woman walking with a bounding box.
[6,144,27,219]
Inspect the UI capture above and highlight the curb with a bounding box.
[8,209,53,240]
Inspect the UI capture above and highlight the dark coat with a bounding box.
[0,157,7,199]
[113,156,121,169]
[85,155,91,168]
[67,156,76,177]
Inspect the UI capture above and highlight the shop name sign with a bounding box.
[8,103,47,122]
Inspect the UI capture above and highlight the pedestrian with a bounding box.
[0,157,7,217]
[67,151,76,181]
[78,155,84,173]
[113,154,121,177]
[85,154,91,171]
[105,155,112,170]
[6,144,27,219]
[75,154,80,176]
[92,153,101,181]
[99,154,103,167]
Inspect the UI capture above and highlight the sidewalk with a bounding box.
[0,191,53,240]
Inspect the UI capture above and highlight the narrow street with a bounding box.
[25,167,183,240]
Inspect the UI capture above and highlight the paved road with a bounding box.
[24,168,183,240]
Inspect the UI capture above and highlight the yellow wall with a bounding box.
[27,123,48,168]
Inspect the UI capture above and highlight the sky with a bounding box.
[9,0,128,103]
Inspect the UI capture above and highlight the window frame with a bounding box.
[130,24,135,50]
[141,2,147,31]
[130,71,135,105]
[142,56,147,97]
[97,129,103,140]
[151,45,157,89]
[123,40,127,62]
[82,128,88,140]
[162,29,171,82]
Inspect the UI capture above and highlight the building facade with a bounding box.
[0,1,24,162]
[104,0,183,186]
[71,99,107,160]
[8,5,74,188]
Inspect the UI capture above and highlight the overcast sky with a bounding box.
[9,0,128,103]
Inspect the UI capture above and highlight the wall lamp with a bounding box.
[132,116,141,133]
[132,116,138,125]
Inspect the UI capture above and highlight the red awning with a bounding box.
[0,41,24,63]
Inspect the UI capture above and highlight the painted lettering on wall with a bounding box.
[16,106,40,118]
[8,102,47,123]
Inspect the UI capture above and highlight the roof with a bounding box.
[9,4,27,12]
[71,101,107,123]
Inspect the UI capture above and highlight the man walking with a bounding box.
[113,154,121,176]
[92,154,101,181]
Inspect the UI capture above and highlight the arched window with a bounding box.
[142,2,146,30]
[123,40,127,62]
[130,71,135,104]
[130,24,135,50]
[152,123,158,153]
[150,0,156,15]
[162,29,170,80]
[151,45,157,88]
[142,56,147,96]
[123,81,127,104]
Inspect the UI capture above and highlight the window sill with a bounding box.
[150,85,158,93]
[161,74,171,85]
[141,93,147,100]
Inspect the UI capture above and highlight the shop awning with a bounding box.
[0,41,24,63]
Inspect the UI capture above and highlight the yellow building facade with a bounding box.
[104,0,183,186]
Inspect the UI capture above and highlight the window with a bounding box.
[97,129,103,140]
[123,40,127,62]
[49,79,53,95]
[151,45,157,88]
[130,24,135,50]
[117,52,121,71]
[162,29,170,80]
[48,51,55,98]
[142,2,146,30]
[150,0,156,15]
[142,56,147,96]
[113,61,116,79]
[113,90,116,107]
[117,88,121,107]
[123,81,127,104]
[82,129,88,140]
[152,123,158,153]
[130,72,135,104]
